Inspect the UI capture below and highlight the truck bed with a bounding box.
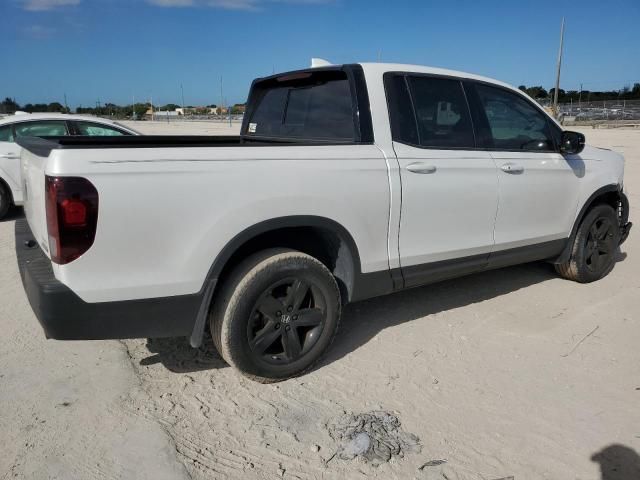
[17,135,245,157]
[16,135,352,158]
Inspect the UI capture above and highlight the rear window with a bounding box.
[245,70,356,141]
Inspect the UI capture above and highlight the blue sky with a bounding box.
[2,0,639,108]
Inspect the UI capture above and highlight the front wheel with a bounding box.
[210,249,341,382]
[555,204,620,283]
[0,183,10,220]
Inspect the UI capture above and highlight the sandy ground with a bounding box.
[1,125,639,480]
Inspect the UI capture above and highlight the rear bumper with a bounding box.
[15,218,201,340]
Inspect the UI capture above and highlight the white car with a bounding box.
[0,113,139,219]
[15,63,632,382]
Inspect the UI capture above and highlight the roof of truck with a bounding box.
[357,62,515,90]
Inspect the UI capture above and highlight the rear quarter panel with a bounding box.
[47,144,390,303]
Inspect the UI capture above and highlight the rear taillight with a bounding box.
[45,176,99,265]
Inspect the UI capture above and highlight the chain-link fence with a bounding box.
[558,99,640,122]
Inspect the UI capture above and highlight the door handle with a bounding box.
[406,163,437,174]
[500,163,524,174]
[0,154,19,159]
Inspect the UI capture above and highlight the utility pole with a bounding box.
[578,83,582,111]
[64,93,69,113]
[220,76,224,119]
[150,95,154,122]
[553,17,565,118]
[132,94,136,121]
[180,83,185,118]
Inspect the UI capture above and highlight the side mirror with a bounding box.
[560,130,585,154]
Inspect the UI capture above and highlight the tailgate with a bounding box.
[19,139,51,258]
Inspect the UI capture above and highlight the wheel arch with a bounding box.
[207,216,363,304]
[554,184,624,264]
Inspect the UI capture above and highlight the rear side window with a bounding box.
[0,125,14,142]
[385,74,475,149]
[15,121,68,137]
[385,75,419,145]
[245,70,356,141]
[407,76,475,149]
[74,121,128,136]
[474,84,554,151]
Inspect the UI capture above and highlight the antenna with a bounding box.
[310,58,332,68]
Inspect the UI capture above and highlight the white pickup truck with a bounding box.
[16,63,631,382]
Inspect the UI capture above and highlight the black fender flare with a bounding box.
[189,215,365,347]
[554,184,623,264]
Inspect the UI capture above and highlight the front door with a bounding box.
[468,83,581,253]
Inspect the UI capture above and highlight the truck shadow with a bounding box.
[143,252,626,375]
[591,444,640,480]
[140,335,227,373]
[320,249,625,371]
[320,261,560,369]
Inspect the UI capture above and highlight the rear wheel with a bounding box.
[0,183,11,220]
[210,249,341,382]
[555,204,620,283]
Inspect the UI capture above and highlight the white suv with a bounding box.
[0,113,139,219]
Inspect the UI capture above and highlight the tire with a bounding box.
[0,183,11,220]
[555,204,620,283]
[210,248,341,382]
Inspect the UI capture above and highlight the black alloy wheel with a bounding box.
[248,278,327,365]
[210,249,341,382]
[584,216,617,273]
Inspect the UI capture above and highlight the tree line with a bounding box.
[518,83,640,103]
[1,98,246,116]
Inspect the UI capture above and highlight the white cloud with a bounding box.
[21,0,81,11]
[22,25,56,38]
[146,0,333,10]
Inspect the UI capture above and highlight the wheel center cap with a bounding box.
[281,314,292,324]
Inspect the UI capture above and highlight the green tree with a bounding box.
[526,86,548,99]
[0,97,20,114]
[47,102,67,113]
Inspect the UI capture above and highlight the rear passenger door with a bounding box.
[467,83,581,253]
[385,74,499,287]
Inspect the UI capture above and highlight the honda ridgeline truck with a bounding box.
[15,62,632,382]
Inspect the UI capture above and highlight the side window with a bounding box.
[0,125,14,142]
[407,76,475,149]
[385,75,419,145]
[474,84,554,151]
[74,121,127,136]
[14,121,68,137]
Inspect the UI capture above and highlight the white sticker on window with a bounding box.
[248,123,257,133]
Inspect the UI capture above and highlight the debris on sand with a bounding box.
[419,459,447,469]
[326,411,421,466]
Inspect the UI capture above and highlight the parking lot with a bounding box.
[1,126,639,480]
